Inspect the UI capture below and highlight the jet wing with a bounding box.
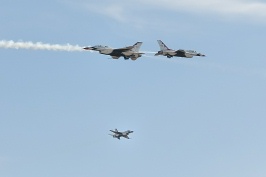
[110,47,134,58]
[130,53,144,60]
[110,130,122,134]
[175,49,186,53]
[174,50,187,57]
[113,46,134,53]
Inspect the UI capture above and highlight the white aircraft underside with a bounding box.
[99,49,113,54]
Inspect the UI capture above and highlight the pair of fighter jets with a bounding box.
[109,129,133,140]
[83,40,205,60]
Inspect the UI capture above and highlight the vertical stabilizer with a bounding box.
[132,42,143,52]
[157,40,170,51]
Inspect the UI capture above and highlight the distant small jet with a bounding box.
[155,40,205,58]
[83,42,144,60]
[109,129,133,140]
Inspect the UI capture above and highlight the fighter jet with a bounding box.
[109,129,133,140]
[155,40,205,58]
[83,42,144,60]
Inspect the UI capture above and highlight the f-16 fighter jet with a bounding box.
[155,40,205,58]
[83,42,144,60]
[109,129,134,140]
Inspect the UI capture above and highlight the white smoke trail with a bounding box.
[141,51,157,54]
[0,40,84,52]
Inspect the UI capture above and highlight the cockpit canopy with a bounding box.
[186,50,197,53]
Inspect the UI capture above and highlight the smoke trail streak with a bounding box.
[0,40,84,52]
[141,51,157,54]
[142,54,154,58]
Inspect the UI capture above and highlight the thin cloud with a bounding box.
[79,0,266,23]
[83,3,126,22]
[103,5,126,22]
[140,0,266,20]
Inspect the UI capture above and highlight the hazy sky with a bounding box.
[1,1,266,177]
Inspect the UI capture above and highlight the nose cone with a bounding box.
[197,53,206,57]
[154,52,161,56]
[155,51,163,56]
[83,47,94,50]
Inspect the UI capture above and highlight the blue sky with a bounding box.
[1,0,266,177]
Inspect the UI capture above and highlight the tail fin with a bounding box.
[157,40,170,51]
[132,42,143,52]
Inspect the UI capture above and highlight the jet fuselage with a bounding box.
[83,42,143,60]
[155,40,205,58]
